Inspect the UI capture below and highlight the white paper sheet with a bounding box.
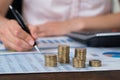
[0,36,85,51]
[0,36,120,74]
[36,36,86,49]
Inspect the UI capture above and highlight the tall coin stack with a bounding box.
[73,48,86,68]
[45,54,57,67]
[58,45,70,64]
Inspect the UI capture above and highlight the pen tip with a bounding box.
[9,5,13,9]
[34,45,41,53]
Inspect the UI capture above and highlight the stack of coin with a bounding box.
[89,60,102,67]
[73,48,86,68]
[58,45,70,64]
[45,54,57,67]
[73,58,85,68]
[75,48,86,60]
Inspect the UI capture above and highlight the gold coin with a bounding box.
[45,54,57,67]
[74,48,86,61]
[58,45,70,64]
[73,58,85,68]
[89,60,102,67]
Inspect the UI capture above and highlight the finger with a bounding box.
[27,24,38,39]
[3,36,33,51]
[8,20,35,46]
[28,24,44,39]
[1,29,33,51]
[3,39,33,51]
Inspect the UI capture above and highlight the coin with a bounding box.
[89,60,102,67]
[58,45,70,64]
[73,58,85,68]
[75,48,86,61]
[45,54,57,67]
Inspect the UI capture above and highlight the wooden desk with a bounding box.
[0,70,120,80]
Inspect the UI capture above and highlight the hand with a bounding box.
[0,20,35,51]
[29,20,81,39]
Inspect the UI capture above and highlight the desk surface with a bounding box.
[0,71,120,80]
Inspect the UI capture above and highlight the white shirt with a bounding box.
[23,0,112,25]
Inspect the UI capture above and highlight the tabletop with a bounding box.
[0,70,120,80]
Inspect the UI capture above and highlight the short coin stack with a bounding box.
[58,45,70,64]
[72,58,85,68]
[73,48,86,68]
[89,60,102,67]
[45,54,57,67]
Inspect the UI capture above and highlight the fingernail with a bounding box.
[29,40,34,46]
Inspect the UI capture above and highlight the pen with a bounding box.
[9,5,41,53]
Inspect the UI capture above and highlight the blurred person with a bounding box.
[0,0,112,51]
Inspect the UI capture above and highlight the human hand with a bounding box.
[29,20,80,39]
[0,20,35,51]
